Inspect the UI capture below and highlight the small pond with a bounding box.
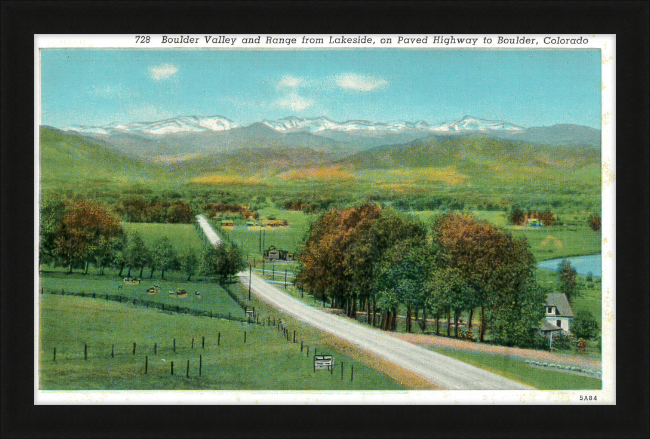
[537,254,602,279]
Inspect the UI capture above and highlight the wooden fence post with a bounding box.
[53,347,56,362]
[186,360,190,378]
[300,340,303,352]
[293,330,296,343]
[341,362,344,380]
[351,365,354,382]
[218,333,221,346]
[133,342,136,355]
[199,354,202,377]
[244,331,247,343]
[171,361,174,376]
[192,337,194,349]
[202,336,205,349]
[154,343,157,355]
[111,344,114,358]
[84,343,87,360]
[145,356,148,374]
[173,338,176,352]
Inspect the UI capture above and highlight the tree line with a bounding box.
[295,204,548,348]
[39,197,245,281]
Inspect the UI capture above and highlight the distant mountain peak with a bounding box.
[63,115,239,136]
[448,115,525,132]
[61,114,534,138]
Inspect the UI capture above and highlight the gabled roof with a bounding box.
[540,320,564,332]
[545,293,574,317]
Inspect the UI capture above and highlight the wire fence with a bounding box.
[42,288,259,325]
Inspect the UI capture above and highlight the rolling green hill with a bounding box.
[40,126,601,212]
[336,134,600,172]
[39,127,167,187]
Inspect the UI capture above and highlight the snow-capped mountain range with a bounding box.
[63,115,525,136]
[64,116,239,136]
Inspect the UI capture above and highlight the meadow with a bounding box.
[427,347,601,390]
[40,272,244,317]
[39,294,406,390]
[123,222,208,252]
[213,207,314,261]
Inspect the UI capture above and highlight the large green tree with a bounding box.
[200,243,245,282]
[571,310,600,340]
[375,239,430,332]
[151,237,178,280]
[428,268,476,337]
[179,247,199,281]
[124,233,149,278]
[557,259,581,303]
[432,212,537,342]
[488,279,547,347]
[51,200,123,273]
[39,193,67,266]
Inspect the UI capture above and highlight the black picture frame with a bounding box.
[2,1,648,438]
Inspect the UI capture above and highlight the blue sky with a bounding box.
[40,49,602,128]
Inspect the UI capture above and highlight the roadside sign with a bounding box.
[314,355,334,371]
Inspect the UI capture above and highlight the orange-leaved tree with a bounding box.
[53,200,123,273]
[296,204,382,316]
[432,212,535,342]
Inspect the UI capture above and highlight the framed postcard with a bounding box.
[2,1,648,438]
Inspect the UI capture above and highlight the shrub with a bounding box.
[551,334,573,351]
[588,215,601,231]
[571,310,600,340]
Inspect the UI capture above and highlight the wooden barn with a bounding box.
[263,245,294,262]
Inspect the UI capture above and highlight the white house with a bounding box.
[541,293,574,335]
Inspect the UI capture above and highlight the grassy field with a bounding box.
[428,347,601,390]
[510,226,600,262]
[39,294,405,390]
[214,208,313,260]
[40,272,244,317]
[226,281,439,389]
[122,222,208,252]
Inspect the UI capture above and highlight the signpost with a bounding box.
[313,355,334,371]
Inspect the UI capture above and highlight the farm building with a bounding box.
[541,293,574,335]
[527,218,542,228]
[267,220,288,227]
[221,220,236,227]
[264,245,294,262]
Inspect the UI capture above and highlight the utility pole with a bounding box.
[248,264,252,300]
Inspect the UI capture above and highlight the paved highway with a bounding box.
[238,271,531,390]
